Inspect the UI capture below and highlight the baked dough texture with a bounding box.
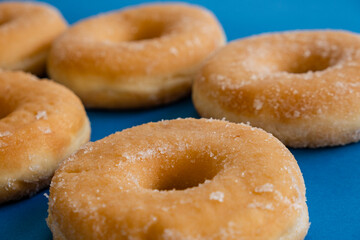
[48,118,309,240]
[0,71,90,204]
[0,2,67,75]
[193,30,360,147]
[47,3,225,108]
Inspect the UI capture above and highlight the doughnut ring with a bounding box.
[0,71,90,203]
[193,30,360,147]
[47,3,225,108]
[0,2,67,75]
[48,118,309,239]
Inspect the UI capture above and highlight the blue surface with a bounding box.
[1,0,360,239]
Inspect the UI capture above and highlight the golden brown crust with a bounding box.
[48,118,308,240]
[47,3,225,108]
[0,2,67,75]
[193,30,360,147]
[0,71,91,204]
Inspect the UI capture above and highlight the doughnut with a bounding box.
[193,30,360,148]
[47,3,225,108]
[0,71,90,204]
[47,118,309,240]
[0,2,67,75]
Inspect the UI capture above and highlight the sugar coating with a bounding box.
[194,31,360,147]
[0,70,90,205]
[46,2,225,109]
[255,183,274,193]
[48,118,307,239]
[209,191,224,202]
[5,178,15,191]
[0,141,8,147]
[79,142,94,154]
[169,47,178,55]
[303,49,311,58]
[0,131,11,137]
[253,99,263,110]
[35,110,48,120]
[29,164,41,172]
[0,1,67,76]
[38,126,52,134]
[248,201,274,210]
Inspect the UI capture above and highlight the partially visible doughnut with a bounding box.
[0,71,90,204]
[193,30,360,147]
[48,118,309,240]
[0,2,67,75]
[47,3,225,108]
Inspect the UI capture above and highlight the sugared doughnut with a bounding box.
[193,30,360,148]
[0,2,67,75]
[47,118,309,240]
[47,3,225,108]
[0,71,90,204]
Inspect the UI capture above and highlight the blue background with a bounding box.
[1,0,360,239]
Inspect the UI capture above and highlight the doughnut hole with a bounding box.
[247,43,343,75]
[70,17,167,44]
[0,98,13,119]
[130,150,224,191]
[154,156,221,191]
[283,51,341,74]
[0,15,11,26]
[130,20,166,41]
[0,19,9,25]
